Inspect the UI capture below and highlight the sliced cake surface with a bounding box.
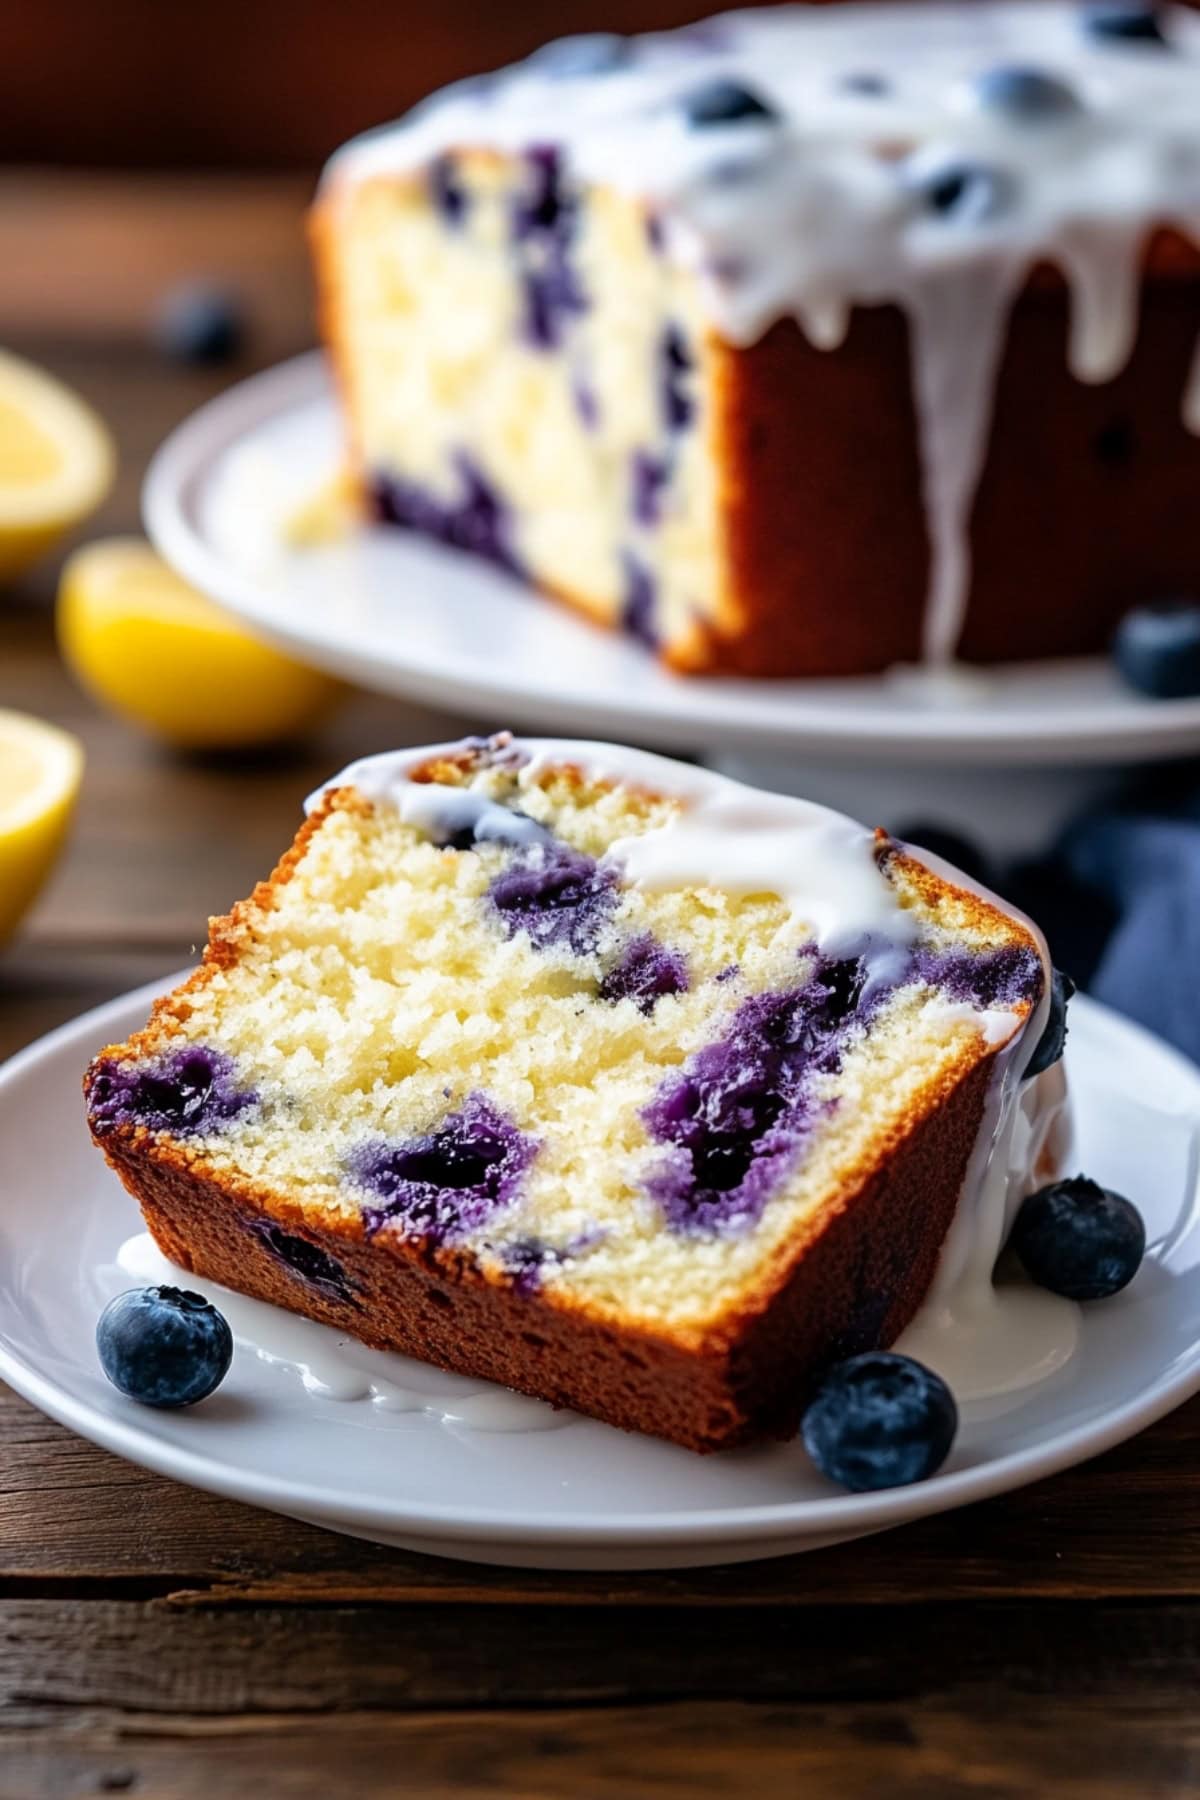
[85,735,1058,1449]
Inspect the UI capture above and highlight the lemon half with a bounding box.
[0,352,115,581]
[58,538,343,749]
[0,710,84,944]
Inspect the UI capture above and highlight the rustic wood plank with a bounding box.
[1,1597,1198,1717]
[3,1697,1197,1800]
[0,1384,1197,1605]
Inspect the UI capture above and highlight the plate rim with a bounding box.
[141,351,1200,771]
[1,975,1198,1551]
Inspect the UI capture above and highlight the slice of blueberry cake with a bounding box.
[311,4,1200,677]
[85,735,1064,1450]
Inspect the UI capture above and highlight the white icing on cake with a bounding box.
[311,735,1078,1399]
[313,736,919,960]
[322,3,1200,664]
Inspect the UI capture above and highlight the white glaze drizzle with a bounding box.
[115,1232,575,1433]
[312,737,1078,1402]
[1185,329,1200,433]
[314,737,918,963]
[321,3,1200,664]
[887,830,1078,1403]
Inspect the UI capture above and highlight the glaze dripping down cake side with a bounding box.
[311,3,1200,676]
[85,736,1056,1450]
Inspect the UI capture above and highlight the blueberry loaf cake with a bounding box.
[85,735,1063,1450]
[311,2,1200,677]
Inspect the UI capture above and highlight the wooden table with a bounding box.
[1,176,1197,1799]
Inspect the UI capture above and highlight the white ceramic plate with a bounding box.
[143,353,1200,770]
[1,978,1198,1570]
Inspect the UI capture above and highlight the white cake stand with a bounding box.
[143,352,1200,853]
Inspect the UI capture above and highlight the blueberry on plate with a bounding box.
[1024,966,1076,1078]
[1082,3,1168,46]
[97,1285,233,1407]
[1112,601,1200,699]
[155,282,244,366]
[1012,1176,1146,1300]
[681,78,778,127]
[972,65,1083,121]
[801,1352,958,1492]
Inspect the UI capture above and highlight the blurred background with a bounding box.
[1,0,816,1057]
[7,1,793,169]
[1,0,1199,1065]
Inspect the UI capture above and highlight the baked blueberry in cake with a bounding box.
[311,3,1200,678]
[84,735,1066,1450]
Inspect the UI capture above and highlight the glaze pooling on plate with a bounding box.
[323,2,1200,664]
[116,1231,575,1431]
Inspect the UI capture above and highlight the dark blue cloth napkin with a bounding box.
[1006,762,1200,1067]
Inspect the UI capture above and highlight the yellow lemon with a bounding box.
[0,351,115,582]
[57,539,344,750]
[0,710,84,945]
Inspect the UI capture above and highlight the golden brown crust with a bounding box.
[92,1044,997,1452]
[88,790,361,1071]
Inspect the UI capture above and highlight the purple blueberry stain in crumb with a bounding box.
[88,1046,256,1139]
[512,147,588,350]
[248,1219,359,1305]
[661,326,694,432]
[599,934,689,1012]
[631,451,669,527]
[914,943,1043,1010]
[353,1093,537,1248]
[502,1228,608,1296]
[488,843,618,955]
[572,378,599,429]
[715,964,740,984]
[513,146,567,236]
[645,211,666,255]
[642,959,876,1237]
[371,453,521,575]
[429,154,468,226]
[621,553,658,648]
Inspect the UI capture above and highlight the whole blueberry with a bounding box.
[972,65,1083,121]
[902,156,1015,224]
[1012,1176,1146,1300]
[801,1352,958,1492]
[528,33,632,78]
[1024,966,1076,1078]
[1112,601,1200,699]
[155,282,244,365]
[97,1285,233,1408]
[681,78,778,127]
[1083,3,1168,46]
